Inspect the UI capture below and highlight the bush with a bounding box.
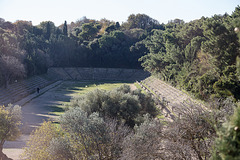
[67,85,158,127]
[60,108,131,159]
[23,85,159,159]
[120,115,163,160]
[162,101,218,160]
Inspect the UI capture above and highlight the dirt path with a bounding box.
[2,82,68,160]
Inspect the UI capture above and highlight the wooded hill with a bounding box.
[0,6,240,101]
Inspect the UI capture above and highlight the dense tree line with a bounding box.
[0,14,162,87]
[139,6,240,101]
[1,7,240,101]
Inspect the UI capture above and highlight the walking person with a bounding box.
[37,87,40,93]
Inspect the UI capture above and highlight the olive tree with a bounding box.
[60,108,131,160]
[161,101,224,160]
[23,109,131,160]
[67,85,158,127]
[0,104,22,159]
[0,55,26,88]
[120,115,163,160]
[22,121,59,160]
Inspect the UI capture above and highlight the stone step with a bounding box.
[0,75,57,106]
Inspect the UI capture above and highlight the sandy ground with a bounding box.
[2,82,68,160]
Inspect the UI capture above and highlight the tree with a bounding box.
[22,121,59,160]
[161,100,229,160]
[120,115,163,160]
[0,55,26,88]
[60,109,131,160]
[0,105,22,159]
[67,85,158,127]
[202,16,240,70]
[78,23,99,41]
[123,14,161,31]
[23,111,131,160]
[237,56,240,79]
[14,20,32,35]
[115,22,120,29]
[38,21,56,40]
[212,104,240,160]
[46,22,51,40]
[63,21,68,36]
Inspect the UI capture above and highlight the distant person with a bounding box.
[37,87,40,93]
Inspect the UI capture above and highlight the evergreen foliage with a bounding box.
[63,20,68,36]
[139,6,240,101]
[2,6,239,98]
[212,104,240,160]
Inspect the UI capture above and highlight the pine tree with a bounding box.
[212,104,240,160]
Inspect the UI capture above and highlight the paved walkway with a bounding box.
[3,81,62,160]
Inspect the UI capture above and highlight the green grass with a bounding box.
[51,80,131,115]
[134,82,147,94]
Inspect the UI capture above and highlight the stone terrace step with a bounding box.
[47,67,150,81]
[48,68,71,80]
[77,68,94,80]
[139,77,206,119]
[64,68,82,80]
[0,75,57,106]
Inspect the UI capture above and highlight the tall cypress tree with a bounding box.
[46,22,51,40]
[63,20,68,36]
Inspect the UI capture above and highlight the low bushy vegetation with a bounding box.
[22,84,240,160]
[66,84,158,127]
[23,85,159,159]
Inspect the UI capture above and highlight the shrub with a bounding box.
[67,84,158,127]
[60,108,131,159]
[120,115,163,160]
[163,101,217,160]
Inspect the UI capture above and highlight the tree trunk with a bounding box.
[0,141,13,160]
[0,151,13,160]
[0,145,13,160]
